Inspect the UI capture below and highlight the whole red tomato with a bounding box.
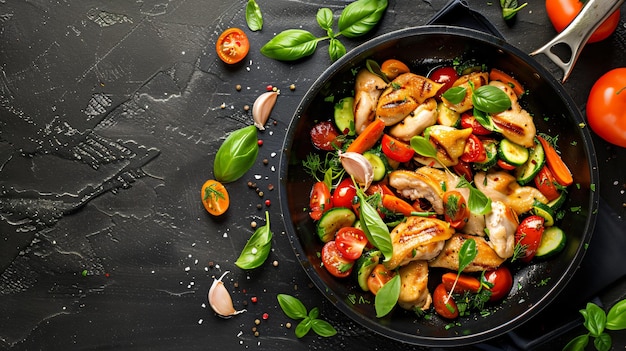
[546,0,620,43]
[586,68,626,148]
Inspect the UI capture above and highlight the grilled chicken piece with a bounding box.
[376,73,443,126]
[354,68,387,134]
[489,81,536,148]
[388,167,449,214]
[485,200,518,259]
[474,171,548,215]
[385,216,454,270]
[450,187,487,236]
[430,234,506,272]
[389,98,438,141]
[398,260,432,311]
[442,71,489,113]
[418,126,472,167]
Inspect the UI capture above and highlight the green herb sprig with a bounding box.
[500,0,528,21]
[354,178,393,262]
[277,294,337,338]
[235,211,272,269]
[563,299,626,351]
[260,0,388,61]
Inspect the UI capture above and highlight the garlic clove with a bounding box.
[208,271,246,318]
[252,91,278,130]
[339,151,374,191]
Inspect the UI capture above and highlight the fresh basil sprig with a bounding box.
[500,0,528,21]
[410,135,438,159]
[260,0,388,61]
[235,211,272,269]
[441,83,511,114]
[375,274,400,318]
[277,294,337,338]
[456,177,492,215]
[563,299,626,351]
[245,0,263,31]
[214,125,259,183]
[354,179,393,262]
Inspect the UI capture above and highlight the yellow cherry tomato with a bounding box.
[201,179,229,216]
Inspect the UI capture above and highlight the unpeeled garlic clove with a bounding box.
[208,271,246,318]
[339,151,374,191]
[252,91,278,130]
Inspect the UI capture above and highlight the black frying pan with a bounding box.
[278,26,600,346]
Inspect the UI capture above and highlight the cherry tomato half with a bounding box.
[201,179,230,216]
[335,227,368,260]
[381,134,415,162]
[321,241,354,278]
[216,28,250,64]
[515,215,546,263]
[443,190,470,229]
[433,283,459,319]
[332,178,357,208]
[586,68,626,148]
[484,266,513,302]
[453,160,474,181]
[534,166,561,201]
[546,0,620,43]
[310,121,342,151]
[367,264,395,295]
[460,113,492,136]
[460,134,487,163]
[309,181,332,220]
[428,66,459,97]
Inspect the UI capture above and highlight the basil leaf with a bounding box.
[260,29,320,61]
[594,332,612,351]
[310,318,337,337]
[277,293,308,319]
[472,108,500,132]
[245,0,263,31]
[472,85,512,113]
[235,211,272,269]
[365,59,389,83]
[338,0,388,38]
[410,135,438,158]
[356,186,393,262]
[214,125,259,183]
[442,86,466,104]
[458,238,477,272]
[375,274,400,317]
[606,299,626,330]
[295,317,313,338]
[500,0,528,21]
[582,302,607,337]
[456,177,492,215]
[328,38,346,62]
[316,8,334,32]
[562,334,589,351]
[308,307,319,320]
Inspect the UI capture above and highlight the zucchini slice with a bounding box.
[356,250,382,291]
[498,138,529,166]
[474,138,498,171]
[516,139,545,185]
[536,226,566,258]
[547,191,567,210]
[532,201,555,226]
[334,97,355,136]
[364,151,388,181]
[316,207,356,243]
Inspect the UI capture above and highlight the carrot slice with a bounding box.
[345,118,385,154]
[537,135,573,186]
[489,68,525,97]
[382,194,414,216]
[441,272,481,294]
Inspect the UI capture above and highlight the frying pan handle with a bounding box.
[530,0,624,83]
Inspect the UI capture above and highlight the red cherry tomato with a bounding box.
[515,215,546,263]
[335,227,368,260]
[216,28,250,64]
[534,166,561,201]
[428,66,459,97]
[460,113,492,135]
[497,159,517,171]
[381,134,415,162]
[310,121,342,151]
[460,134,487,163]
[586,68,626,148]
[546,0,620,43]
[309,181,332,220]
[453,160,474,181]
[433,283,459,319]
[442,190,469,229]
[367,264,395,295]
[321,241,354,278]
[484,266,513,302]
[332,178,357,208]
